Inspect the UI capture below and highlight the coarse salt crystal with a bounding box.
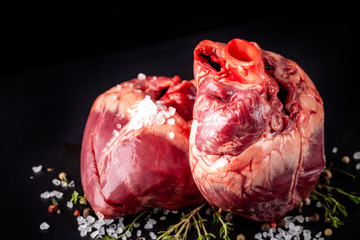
[106,228,115,235]
[133,222,140,228]
[315,231,322,238]
[149,232,157,239]
[125,230,131,237]
[116,123,122,129]
[316,201,323,208]
[52,190,63,199]
[61,180,68,188]
[284,216,295,223]
[40,191,50,199]
[168,132,175,139]
[159,216,166,221]
[353,151,360,160]
[52,178,61,186]
[112,95,117,100]
[137,73,146,80]
[147,218,157,225]
[105,219,114,225]
[332,147,338,153]
[355,163,360,170]
[77,216,86,225]
[87,215,96,224]
[67,201,73,209]
[254,232,262,239]
[40,222,50,230]
[144,223,153,229]
[295,215,304,223]
[137,229,142,237]
[113,129,119,137]
[68,180,75,188]
[96,211,105,220]
[32,165,43,173]
[167,118,175,125]
[80,230,87,237]
[168,106,176,116]
[90,230,99,239]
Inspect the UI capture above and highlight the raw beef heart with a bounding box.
[189,39,325,221]
[81,75,204,218]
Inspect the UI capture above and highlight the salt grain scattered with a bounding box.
[68,180,75,188]
[113,129,119,137]
[137,229,142,237]
[354,151,360,160]
[90,230,99,238]
[32,165,43,173]
[40,222,50,230]
[137,73,146,80]
[52,178,61,186]
[316,201,323,208]
[159,216,166,221]
[105,219,114,225]
[168,132,175,139]
[167,118,175,125]
[61,180,68,187]
[149,232,157,239]
[254,232,262,239]
[147,218,157,225]
[40,191,50,199]
[356,163,360,170]
[332,147,338,153]
[67,201,73,209]
[144,222,153,229]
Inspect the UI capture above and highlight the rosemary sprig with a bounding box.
[103,210,148,240]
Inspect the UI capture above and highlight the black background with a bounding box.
[1,1,359,239]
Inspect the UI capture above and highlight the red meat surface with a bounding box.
[81,75,204,218]
[189,39,325,221]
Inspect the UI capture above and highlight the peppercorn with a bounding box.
[324,217,331,223]
[270,221,276,229]
[304,198,311,206]
[309,213,320,222]
[83,208,93,218]
[322,169,332,179]
[225,212,233,222]
[277,218,286,228]
[48,204,58,213]
[324,228,333,236]
[236,233,246,240]
[342,155,350,164]
[205,207,213,216]
[74,209,80,216]
[261,222,271,232]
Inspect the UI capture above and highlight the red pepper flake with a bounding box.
[270,221,276,229]
[74,209,80,216]
[48,204,58,213]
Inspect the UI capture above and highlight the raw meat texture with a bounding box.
[190,39,325,221]
[81,75,204,218]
